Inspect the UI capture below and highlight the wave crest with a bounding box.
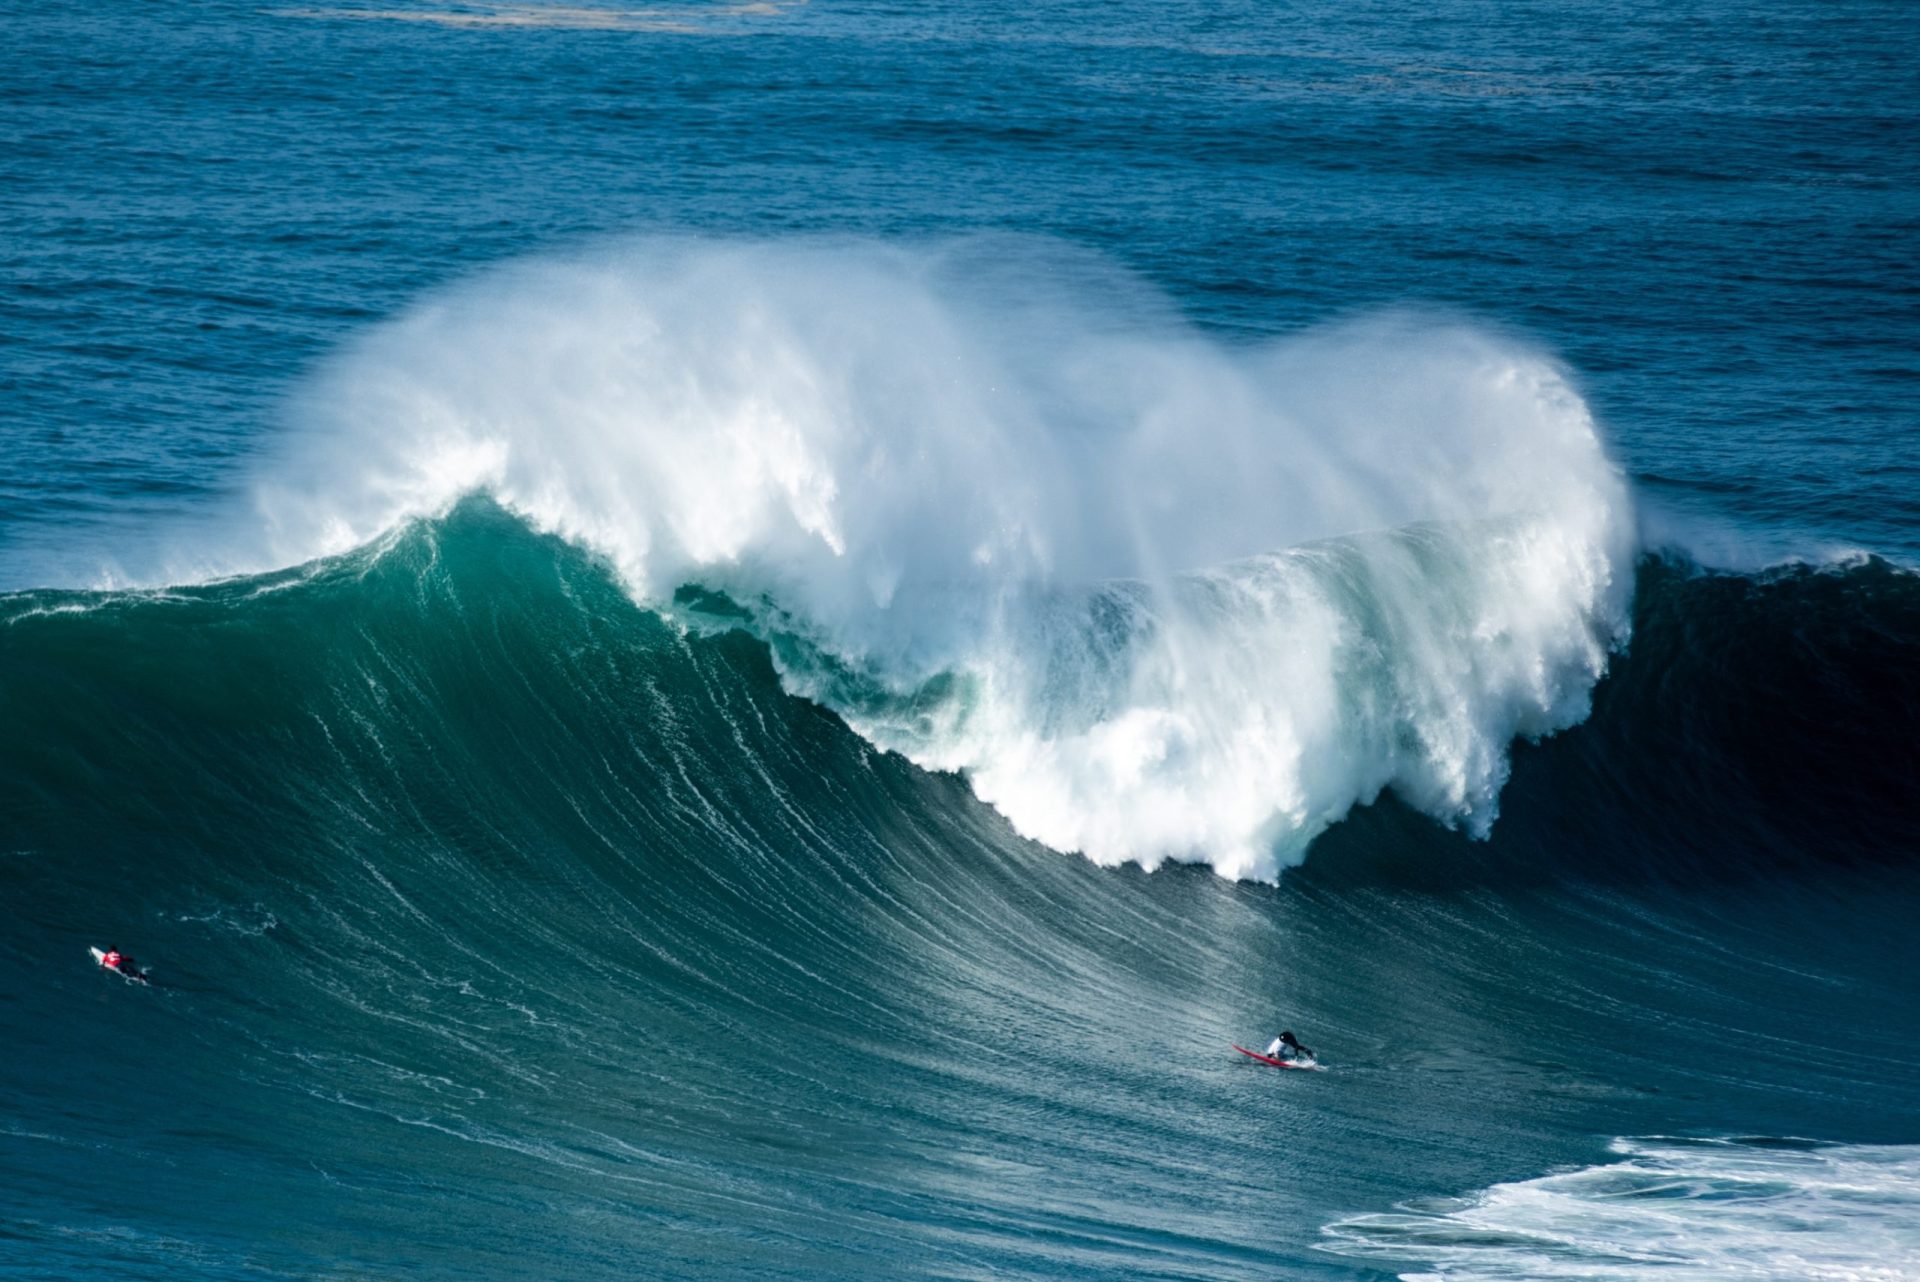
[251,236,1633,877]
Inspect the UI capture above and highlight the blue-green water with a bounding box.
[4,2,1918,1278]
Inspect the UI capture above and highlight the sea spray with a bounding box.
[248,236,1634,878]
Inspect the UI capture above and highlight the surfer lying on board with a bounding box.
[98,947,147,981]
[1264,1031,1314,1063]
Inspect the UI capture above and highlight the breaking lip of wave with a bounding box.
[198,234,1636,879]
[1319,1136,1920,1281]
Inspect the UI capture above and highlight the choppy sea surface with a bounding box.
[4,1,1917,1278]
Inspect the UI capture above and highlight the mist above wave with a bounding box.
[252,236,1633,878]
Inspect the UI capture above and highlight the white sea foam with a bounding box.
[244,236,1634,879]
[1320,1136,1920,1281]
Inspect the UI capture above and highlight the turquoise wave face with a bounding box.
[2,505,1917,1278]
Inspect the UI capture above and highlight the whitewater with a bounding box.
[145,236,1635,880]
[1324,1137,1920,1281]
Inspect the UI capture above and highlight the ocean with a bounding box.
[3,1,1918,1278]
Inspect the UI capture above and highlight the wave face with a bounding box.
[190,238,1635,879]
[3,514,1919,1280]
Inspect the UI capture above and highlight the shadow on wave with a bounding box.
[1300,553,1920,891]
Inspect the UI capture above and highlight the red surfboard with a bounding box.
[1232,1044,1316,1070]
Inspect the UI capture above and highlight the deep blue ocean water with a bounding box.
[4,1,1918,1278]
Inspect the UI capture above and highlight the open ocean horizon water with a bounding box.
[4,1,1918,1278]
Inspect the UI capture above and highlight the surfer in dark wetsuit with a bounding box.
[1264,1030,1313,1062]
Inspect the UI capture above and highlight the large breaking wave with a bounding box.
[171,237,1636,879]
[8,511,1916,1280]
